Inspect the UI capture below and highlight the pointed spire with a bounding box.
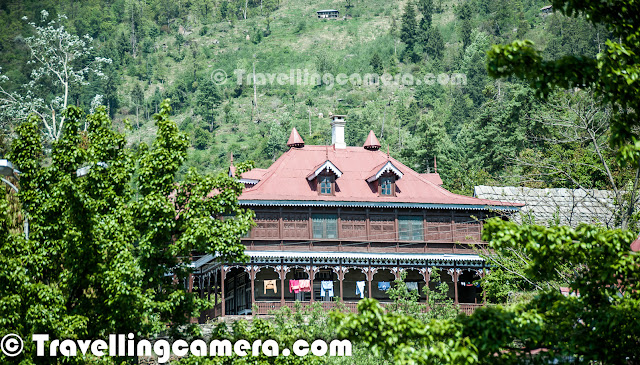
[434,156,437,173]
[287,127,305,148]
[363,130,381,151]
[387,146,390,159]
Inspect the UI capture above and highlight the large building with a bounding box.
[192,115,520,319]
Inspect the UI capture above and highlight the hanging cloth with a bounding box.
[355,281,366,299]
[378,281,390,291]
[264,280,277,294]
[406,282,419,291]
[289,279,300,294]
[298,280,311,292]
[320,281,334,297]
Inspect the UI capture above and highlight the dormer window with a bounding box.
[307,159,342,196]
[366,161,403,197]
[319,175,334,195]
[380,177,394,196]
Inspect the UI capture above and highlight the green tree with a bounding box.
[457,2,472,50]
[0,101,254,362]
[400,2,418,60]
[370,51,383,74]
[0,11,111,141]
[486,0,640,172]
[417,0,434,27]
[195,78,222,132]
[425,26,445,60]
[130,82,144,128]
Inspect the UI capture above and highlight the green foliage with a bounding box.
[400,2,418,59]
[334,220,640,364]
[0,101,253,362]
[370,51,383,74]
[196,77,222,132]
[331,300,478,364]
[417,0,434,27]
[476,218,640,363]
[487,0,640,165]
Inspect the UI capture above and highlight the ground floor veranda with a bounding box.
[188,251,488,322]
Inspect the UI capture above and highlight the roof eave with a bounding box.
[239,199,521,211]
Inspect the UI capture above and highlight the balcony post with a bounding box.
[246,265,257,312]
[221,266,229,317]
[420,267,431,305]
[447,267,460,305]
[307,265,316,303]
[367,266,372,299]
[214,270,218,317]
[339,267,344,301]
[334,265,345,301]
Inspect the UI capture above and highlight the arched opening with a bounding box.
[404,268,427,301]
[254,267,279,303]
[458,269,482,304]
[314,267,339,301]
[343,268,368,301]
[372,269,394,302]
[284,267,310,302]
[224,267,250,315]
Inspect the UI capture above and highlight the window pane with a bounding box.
[399,216,423,241]
[320,176,332,194]
[380,177,393,195]
[312,214,338,239]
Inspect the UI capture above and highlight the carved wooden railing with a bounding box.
[249,301,482,316]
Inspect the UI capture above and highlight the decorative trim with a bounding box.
[366,161,404,183]
[239,178,260,185]
[419,267,431,282]
[390,267,405,279]
[306,160,343,181]
[275,265,290,279]
[446,268,462,281]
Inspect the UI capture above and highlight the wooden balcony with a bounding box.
[200,301,484,321]
[242,239,486,254]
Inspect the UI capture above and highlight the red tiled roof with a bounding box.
[240,168,268,181]
[420,173,443,186]
[239,145,522,207]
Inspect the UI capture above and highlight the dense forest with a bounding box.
[0,0,616,195]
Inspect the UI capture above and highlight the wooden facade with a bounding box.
[246,207,485,251]
[189,205,498,320]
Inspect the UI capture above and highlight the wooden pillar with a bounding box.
[367,266,372,299]
[187,274,194,292]
[279,265,286,305]
[221,267,228,317]
[214,270,218,317]
[248,266,256,312]
[335,265,345,302]
[420,267,431,306]
[453,269,459,304]
[480,269,487,304]
[308,265,315,303]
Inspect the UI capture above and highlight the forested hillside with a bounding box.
[0,0,610,194]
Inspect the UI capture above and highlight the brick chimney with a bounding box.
[331,114,347,149]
